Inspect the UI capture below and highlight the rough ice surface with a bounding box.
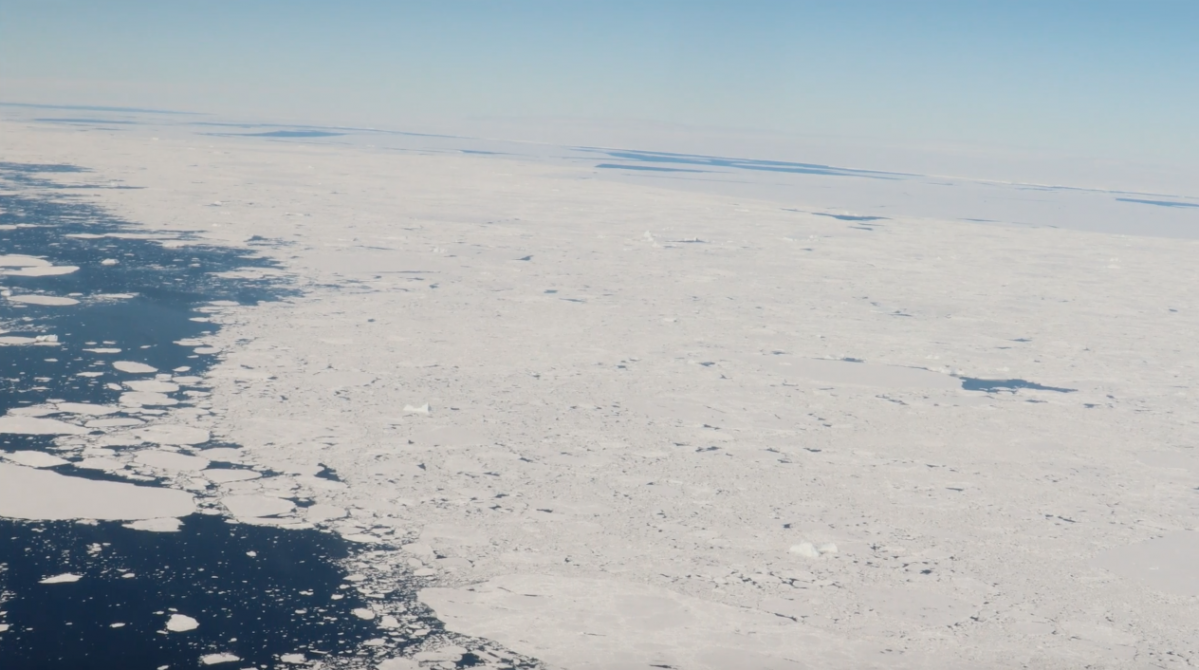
[4,114,1199,668]
[199,652,241,665]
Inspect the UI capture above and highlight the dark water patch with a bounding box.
[34,118,139,125]
[594,163,709,173]
[580,148,914,180]
[959,378,1076,393]
[0,515,385,670]
[1116,197,1199,209]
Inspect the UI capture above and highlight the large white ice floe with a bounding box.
[5,294,80,306]
[220,494,295,518]
[133,424,211,445]
[0,463,195,520]
[0,415,89,435]
[112,360,158,374]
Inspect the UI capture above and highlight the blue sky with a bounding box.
[1,1,1195,166]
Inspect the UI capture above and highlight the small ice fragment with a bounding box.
[123,518,184,533]
[200,652,241,665]
[101,259,119,266]
[403,403,430,414]
[166,613,199,632]
[113,361,157,374]
[280,653,307,664]
[110,622,126,628]
[246,551,257,557]
[0,624,9,633]
[377,659,419,670]
[352,608,376,620]
[788,542,820,559]
[39,573,82,584]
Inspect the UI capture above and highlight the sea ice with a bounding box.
[1,450,69,468]
[221,494,295,518]
[0,415,89,435]
[6,294,80,306]
[200,653,241,665]
[134,424,211,445]
[38,573,82,584]
[112,361,158,374]
[124,518,184,533]
[136,450,210,472]
[166,613,199,632]
[0,463,194,520]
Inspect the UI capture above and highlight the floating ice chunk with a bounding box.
[120,392,178,407]
[39,573,82,584]
[198,447,244,462]
[203,468,261,484]
[377,659,419,670]
[788,542,821,559]
[2,451,69,468]
[304,504,346,522]
[135,425,211,445]
[5,405,57,417]
[200,653,241,665]
[125,380,180,393]
[124,517,184,532]
[0,336,37,345]
[3,265,79,277]
[222,494,295,518]
[101,259,119,266]
[136,450,210,472]
[0,254,51,267]
[0,416,89,435]
[55,402,120,415]
[166,614,199,632]
[0,624,9,633]
[0,463,194,520]
[403,403,431,414]
[280,652,308,664]
[352,608,377,620]
[343,533,383,544]
[75,457,127,471]
[112,361,158,374]
[7,294,80,306]
[85,418,144,428]
[110,623,126,628]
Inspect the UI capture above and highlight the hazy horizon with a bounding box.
[2,1,1196,171]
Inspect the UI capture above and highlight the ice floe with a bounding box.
[0,463,194,520]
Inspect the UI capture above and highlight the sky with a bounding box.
[1,1,1196,167]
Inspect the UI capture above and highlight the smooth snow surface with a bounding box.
[0,463,195,520]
